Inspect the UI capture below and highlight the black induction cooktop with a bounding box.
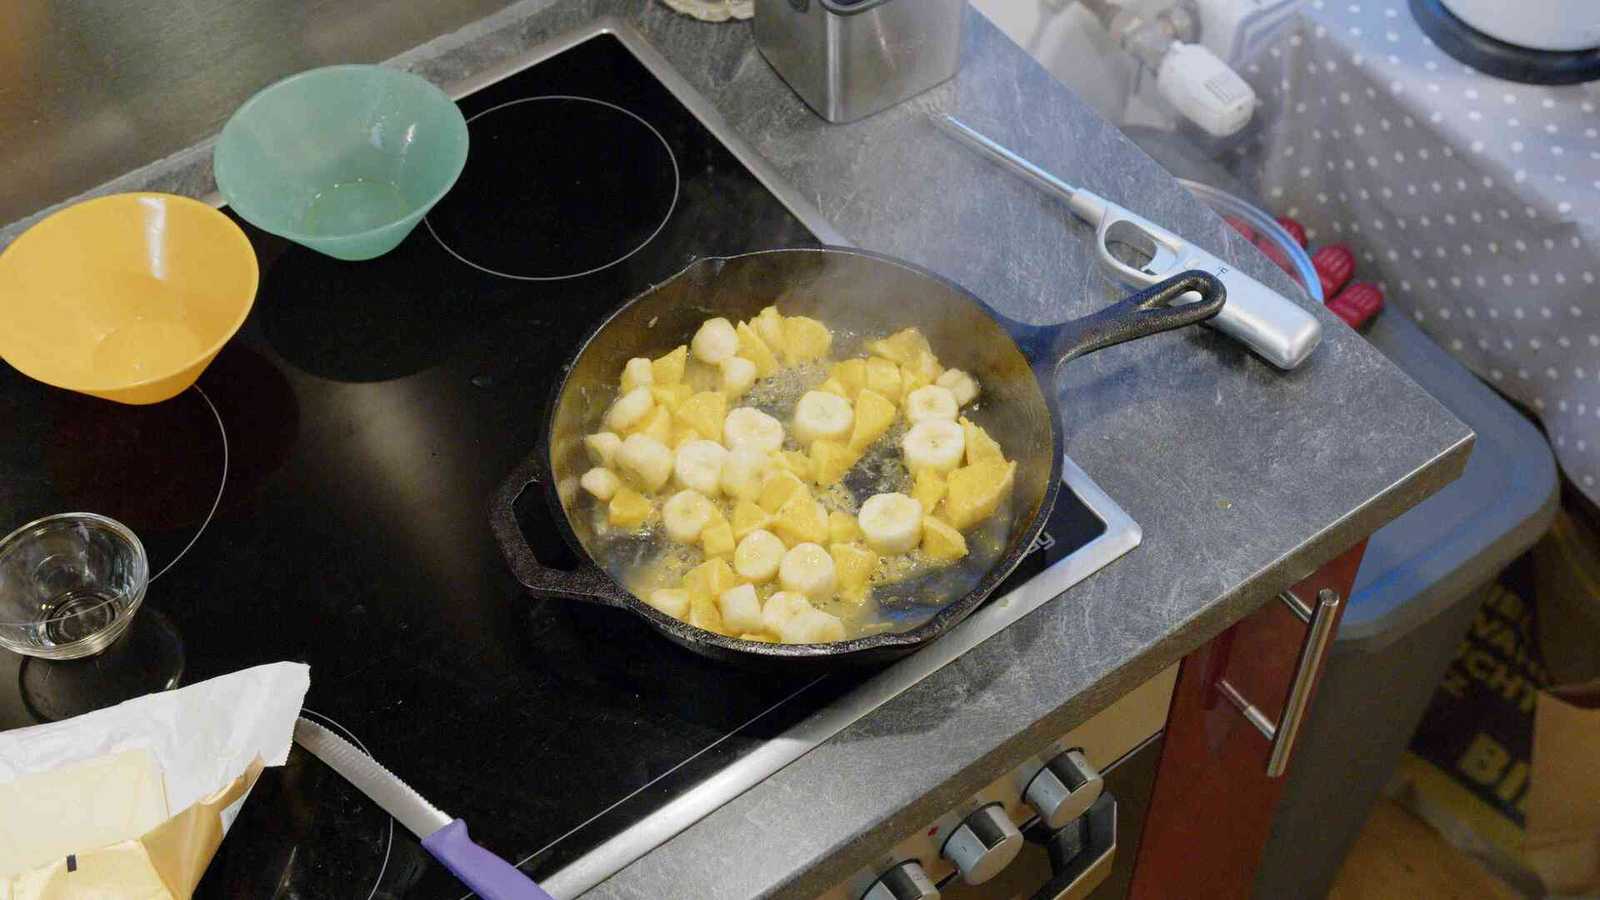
[0,28,1116,898]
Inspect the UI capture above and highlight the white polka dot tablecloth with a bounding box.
[1229,3,1600,498]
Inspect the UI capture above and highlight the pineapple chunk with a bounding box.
[778,449,815,482]
[646,588,690,620]
[831,358,866,398]
[739,632,778,643]
[960,417,1006,465]
[607,487,652,529]
[867,328,932,367]
[639,405,673,445]
[818,378,849,398]
[810,439,857,486]
[868,328,943,383]
[754,306,786,349]
[758,471,808,514]
[671,425,702,449]
[735,321,781,377]
[849,389,897,451]
[900,365,932,396]
[732,500,773,540]
[944,459,1018,530]
[774,494,829,546]
[701,518,736,558]
[912,469,947,515]
[718,584,765,633]
[650,382,693,413]
[688,594,726,635]
[682,359,721,393]
[864,356,903,401]
[921,516,969,562]
[684,558,740,602]
[674,391,727,442]
[652,345,688,385]
[781,316,833,364]
[830,542,878,602]
[828,510,862,543]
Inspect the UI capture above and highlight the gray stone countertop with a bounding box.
[0,1,1473,897]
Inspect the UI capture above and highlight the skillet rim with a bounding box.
[531,245,1065,663]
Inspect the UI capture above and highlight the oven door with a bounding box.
[938,733,1164,900]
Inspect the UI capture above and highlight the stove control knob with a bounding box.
[860,860,940,900]
[940,803,1023,885]
[1024,748,1104,831]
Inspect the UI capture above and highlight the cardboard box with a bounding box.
[1526,681,1600,895]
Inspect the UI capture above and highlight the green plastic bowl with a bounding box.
[214,65,468,261]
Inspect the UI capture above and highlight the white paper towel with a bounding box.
[0,662,309,813]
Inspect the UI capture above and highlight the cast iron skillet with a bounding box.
[490,248,1223,669]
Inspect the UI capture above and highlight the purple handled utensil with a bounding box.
[294,717,556,900]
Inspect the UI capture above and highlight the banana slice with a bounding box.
[763,592,844,644]
[718,583,765,634]
[579,467,620,501]
[936,368,979,406]
[761,591,813,636]
[605,386,655,433]
[615,433,675,492]
[720,356,758,396]
[779,542,837,600]
[692,317,739,364]
[858,492,924,554]
[902,419,966,474]
[734,529,786,583]
[674,439,728,496]
[905,385,959,424]
[720,445,774,501]
[621,357,654,392]
[792,390,855,444]
[662,490,717,543]
[723,407,785,453]
[584,432,622,467]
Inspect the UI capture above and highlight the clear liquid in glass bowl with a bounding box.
[0,512,148,659]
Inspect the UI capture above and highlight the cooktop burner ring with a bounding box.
[299,708,393,900]
[149,383,228,584]
[423,95,681,282]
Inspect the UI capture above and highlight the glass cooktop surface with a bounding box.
[0,27,1125,898]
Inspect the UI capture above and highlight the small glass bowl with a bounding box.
[0,513,149,660]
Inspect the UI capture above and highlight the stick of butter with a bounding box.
[0,748,168,878]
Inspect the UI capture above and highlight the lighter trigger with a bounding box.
[1141,242,1183,276]
[1096,217,1185,281]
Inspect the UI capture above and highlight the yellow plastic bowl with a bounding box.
[0,193,258,405]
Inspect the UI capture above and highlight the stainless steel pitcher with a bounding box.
[753,0,966,124]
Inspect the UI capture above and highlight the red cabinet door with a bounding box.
[1129,541,1366,899]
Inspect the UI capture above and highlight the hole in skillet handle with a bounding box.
[1014,269,1227,371]
[488,443,634,608]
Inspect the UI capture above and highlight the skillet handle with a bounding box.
[1015,270,1226,372]
[489,445,633,608]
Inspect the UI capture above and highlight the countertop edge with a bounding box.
[591,426,1475,900]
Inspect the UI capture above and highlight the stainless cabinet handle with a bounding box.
[1216,589,1341,778]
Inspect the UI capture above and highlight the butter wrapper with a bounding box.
[0,662,309,898]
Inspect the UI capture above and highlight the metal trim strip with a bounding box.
[543,458,1141,898]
